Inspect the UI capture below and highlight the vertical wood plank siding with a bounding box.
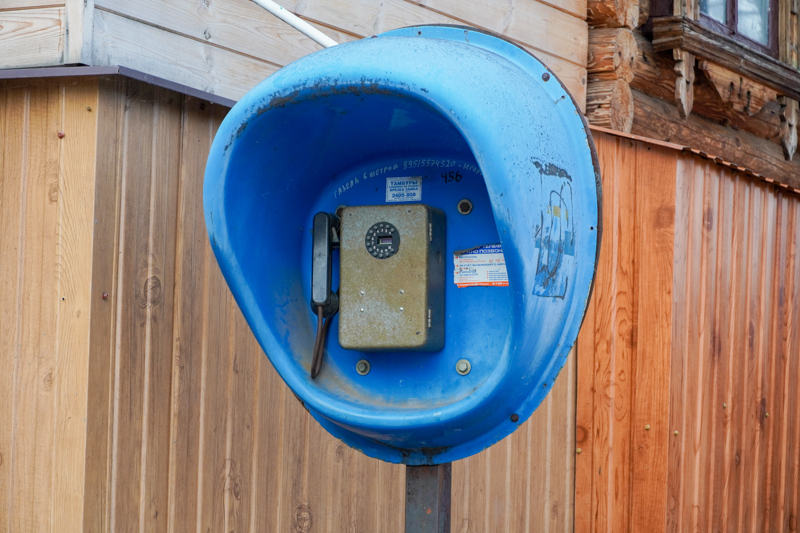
[576,131,800,532]
[0,77,99,533]
[74,77,576,533]
[666,156,800,533]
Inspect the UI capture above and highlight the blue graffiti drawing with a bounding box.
[532,160,575,299]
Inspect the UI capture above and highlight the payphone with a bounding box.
[203,25,601,465]
[309,205,446,376]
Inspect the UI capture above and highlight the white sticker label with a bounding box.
[453,244,509,288]
[386,176,422,203]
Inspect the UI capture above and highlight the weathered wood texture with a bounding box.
[576,129,800,532]
[0,74,578,531]
[0,76,99,533]
[0,0,589,108]
[575,132,677,533]
[666,148,800,533]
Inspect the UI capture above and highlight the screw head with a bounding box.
[645,424,651,431]
[356,360,370,375]
[576,448,582,454]
[102,292,108,300]
[399,307,404,312]
[542,72,551,82]
[455,359,471,375]
[510,414,519,422]
[723,403,727,409]
[765,412,770,418]
[57,131,65,139]
[674,430,679,436]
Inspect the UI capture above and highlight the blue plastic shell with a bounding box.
[204,25,601,464]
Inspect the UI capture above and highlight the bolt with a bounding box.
[399,289,404,294]
[510,414,519,422]
[57,132,65,139]
[356,360,370,375]
[542,72,551,82]
[645,425,651,431]
[456,359,471,375]
[360,308,364,312]
[674,430,679,436]
[457,199,473,215]
[399,307,404,312]
[360,290,365,295]
[576,448,582,454]
[102,292,108,300]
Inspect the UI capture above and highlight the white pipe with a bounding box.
[251,0,339,48]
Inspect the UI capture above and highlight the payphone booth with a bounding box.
[205,24,600,529]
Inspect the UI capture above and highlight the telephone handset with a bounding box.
[309,212,339,378]
[310,204,446,378]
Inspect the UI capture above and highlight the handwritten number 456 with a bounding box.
[442,171,463,183]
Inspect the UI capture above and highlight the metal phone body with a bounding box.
[338,204,445,351]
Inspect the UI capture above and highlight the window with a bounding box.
[698,0,778,56]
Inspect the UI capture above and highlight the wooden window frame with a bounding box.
[698,0,780,58]
[649,0,781,58]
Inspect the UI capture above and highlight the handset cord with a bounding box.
[310,305,334,379]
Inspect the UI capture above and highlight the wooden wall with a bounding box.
[575,132,677,533]
[667,151,800,533]
[1,0,588,108]
[0,75,577,532]
[576,130,800,532]
[0,77,99,532]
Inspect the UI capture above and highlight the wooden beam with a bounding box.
[587,0,640,28]
[698,60,778,116]
[673,48,695,118]
[652,16,800,101]
[586,78,634,132]
[631,89,800,189]
[588,27,637,83]
[630,33,781,142]
[779,96,798,160]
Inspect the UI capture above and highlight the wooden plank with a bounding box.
[91,9,280,103]
[11,78,61,533]
[0,1,64,10]
[630,90,800,191]
[406,0,587,65]
[93,0,356,66]
[665,154,691,533]
[83,75,125,533]
[740,183,768,532]
[784,202,800,533]
[696,161,720,533]
[250,361,285,532]
[109,80,156,533]
[0,81,28,533]
[723,174,751,533]
[222,311,260,533]
[51,76,99,533]
[528,392,549,533]
[710,168,735,533]
[765,194,792,532]
[629,140,676,532]
[0,8,64,68]
[486,435,509,532]
[64,0,91,64]
[165,96,216,533]
[138,85,182,533]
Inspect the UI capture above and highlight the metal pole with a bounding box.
[405,463,452,533]
[250,0,339,48]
